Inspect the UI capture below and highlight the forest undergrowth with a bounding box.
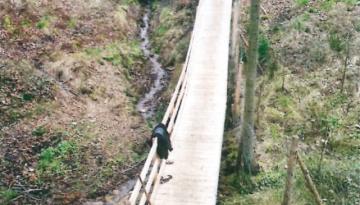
[219,1,360,204]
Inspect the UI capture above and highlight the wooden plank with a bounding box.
[151,0,232,204]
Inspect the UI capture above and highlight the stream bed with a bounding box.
[85,3,168,205]
[136,3,168,120]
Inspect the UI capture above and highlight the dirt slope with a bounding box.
[0,1,150,204]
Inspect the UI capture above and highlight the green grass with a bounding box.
[258,34,270,65]
[291,13,311,31]
[123,0,140,4]
[155,102,167,123]
[295,0,310,7]
[328,32,346,53]
[219,171,286,204]
[155,24,169,37]
[22,92,34,101]
[2,15,13,32]
[344,0,359,5]
[320,0,336,11]
[294,156,360,204]
[0,188,18,205]
[37,140,78,176]
[149,1,196,73]
[276,94,293,110]
[36,16,50,29]
[84,40,143,68]
[67,18,77,29]
[269,124,282,140]
[32,126,48,137]
[20,19,32,28]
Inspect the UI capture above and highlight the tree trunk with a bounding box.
[282,137,298,205]
[234,63,243,119]
[297,153,324,205]
[237,0,261,174]
[232,0,242,120]
[231,0,240,61]
[317,127,330,175]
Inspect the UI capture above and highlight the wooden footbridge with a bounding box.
[129,0,232,204]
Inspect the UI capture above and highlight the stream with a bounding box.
[111,4,166,202]
[136,2,168,120]
[85,3,168,205]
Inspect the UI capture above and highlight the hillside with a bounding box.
[1,0,359,204]
[219,1,360,204]
[0,0,195,204]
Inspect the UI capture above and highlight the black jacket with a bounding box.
[152,123,173,159]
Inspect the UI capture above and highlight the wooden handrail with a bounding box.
[129,1,204,203]
[139,158,160,205]
[129,142,157,204]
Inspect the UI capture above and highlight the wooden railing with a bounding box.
[128,1,204,204]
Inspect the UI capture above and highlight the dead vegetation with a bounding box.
[0,0,152,204]
[220,1,360,204]
[1,0,198,204]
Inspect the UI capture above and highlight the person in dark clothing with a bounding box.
[151,123,173,159]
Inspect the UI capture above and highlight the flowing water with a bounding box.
[114,4,167,201]
[85,4,167,205]
[116,3,167,200]
[136,4,168,120]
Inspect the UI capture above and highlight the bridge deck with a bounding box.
[152,0,232,204]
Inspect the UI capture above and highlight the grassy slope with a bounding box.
[0,1,149,204]
[149,0,198,123]
[220,1,360,205]
[0,0,198,204]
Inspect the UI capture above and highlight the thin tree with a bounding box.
[237,0,261,173]
[232,0,243,120]
[282,137,298,205]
